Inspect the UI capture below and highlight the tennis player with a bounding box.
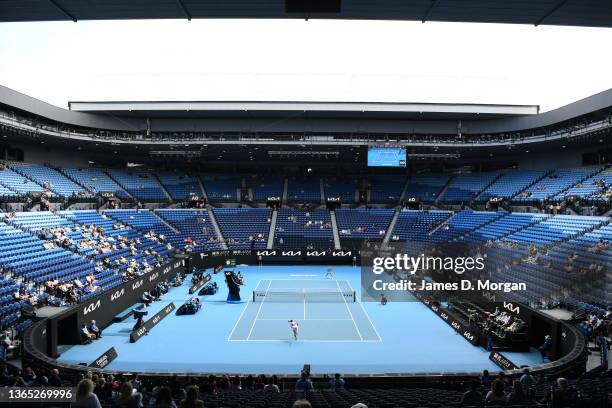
[289,319,299,341]
[325,267,334,279]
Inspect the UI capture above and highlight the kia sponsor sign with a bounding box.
[129,303,176,343]
[413,291,479,346]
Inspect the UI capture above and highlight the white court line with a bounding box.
[346,280,383,342]
[303,288,306,320]
[227,279,262,341]
[246,280,271,341]
[228,339,382,343]
[337,280,363,341]
[258,318,354,321]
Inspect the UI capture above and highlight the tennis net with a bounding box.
[252,289,356,303]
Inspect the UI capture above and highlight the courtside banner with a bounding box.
[89,347,118,369]
[489,350,519,370]
[129,302,176,343]
[414,291,479,346]
[189,273,212,294]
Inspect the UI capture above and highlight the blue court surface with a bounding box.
[57,265,541,375]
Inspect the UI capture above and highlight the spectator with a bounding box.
[480,369,491,389]
[49,368,62,387]
[115,381,143,408]
[88,320,102,339]
[520,368,536,388]
[154,386,177,408]
[292,400,312,408]
[295,371,313,391]
[264,377,280,393]
[80,325,94,344]
[329,373,345,391]
[548,377,573,408]
[72,378,102,408]
[506,380,526,405]
[539,334,553,361]
[485,379,506,405]
[460,380,483,406]
[181,385,204,408]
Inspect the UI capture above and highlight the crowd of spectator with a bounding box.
[0,362,609,408]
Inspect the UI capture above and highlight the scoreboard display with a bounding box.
[367,147,407,167]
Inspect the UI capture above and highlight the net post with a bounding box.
[252,291,255,302]
[353,291,356,302]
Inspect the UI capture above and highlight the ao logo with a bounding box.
[111,289,125,301]
[84,300,101,315]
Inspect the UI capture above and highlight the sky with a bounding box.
[0,19,611,112]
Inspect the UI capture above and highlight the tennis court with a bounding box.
[228,279,382,342]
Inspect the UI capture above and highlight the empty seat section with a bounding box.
[516,166,603,201]
[391,210,451,242]
[286,177,321,202]
[275,208,333,250]
[429,210,505,242]
[156,209,221,251]
[478,170,547,200]
[324,177,359,202]
[504,214,607,245]
[439,172,500,202]
[8,162,88,197]
[105,210,182,247]
[213,208,271,249]
[0,167,45,195]
[157,172,201,201]
[335,208,393,249]
[107,170,167,201]
[62,167,130,199]
[464,212,547,242]
[201,176,241,202]
[245,175,284,201]
[405,174,450,201]
[560,166,612,200]
[368,176,405,203]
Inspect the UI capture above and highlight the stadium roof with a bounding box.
[67,101,540,120]
[1,84,611,135]
[0,0,611,27]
